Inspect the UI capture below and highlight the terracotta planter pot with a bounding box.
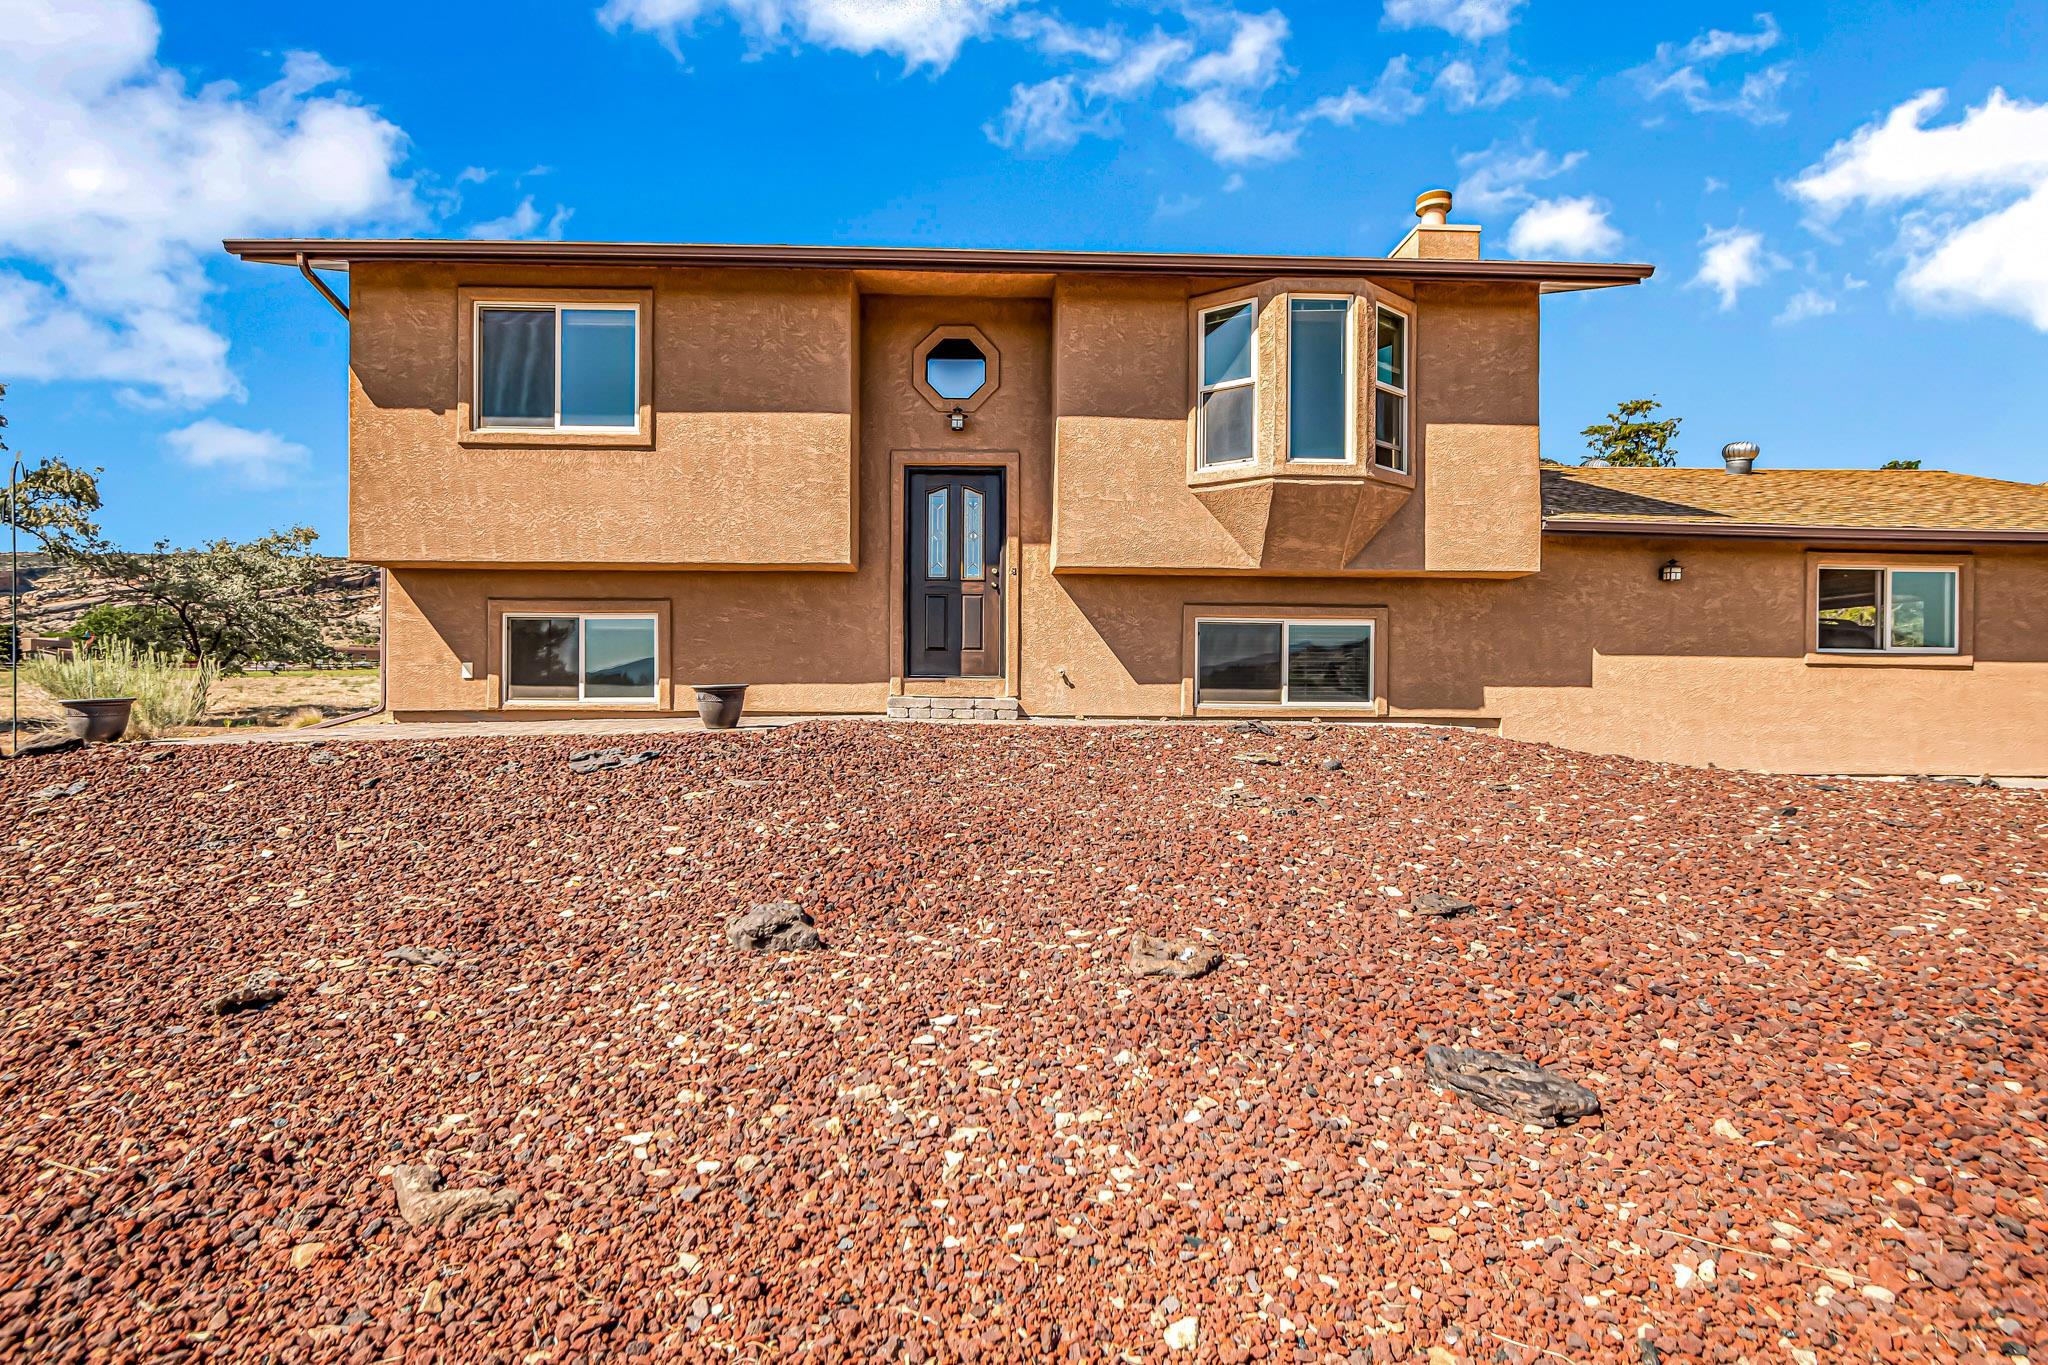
[693,685,747,730]
[60,697,136,742]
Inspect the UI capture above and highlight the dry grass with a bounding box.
[2,667,379,740]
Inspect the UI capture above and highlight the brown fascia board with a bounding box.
[221,238,1654,290]
[1544,517,2048,545]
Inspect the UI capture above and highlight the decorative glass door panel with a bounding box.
[906,470,1004,679]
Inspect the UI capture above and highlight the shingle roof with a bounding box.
[1540,466,2048,541]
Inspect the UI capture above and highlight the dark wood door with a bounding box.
[907,470,1004,679]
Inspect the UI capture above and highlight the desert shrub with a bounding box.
[21,638,217,739]
[67,603,191,658]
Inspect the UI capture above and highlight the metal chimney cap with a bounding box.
[1415,189,1453,225]
[1721,441,1759,475]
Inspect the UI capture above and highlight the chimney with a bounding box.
[1722,441,1759,475]
[1391,188,1480,261]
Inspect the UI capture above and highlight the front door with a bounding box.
[907,469,1004,679]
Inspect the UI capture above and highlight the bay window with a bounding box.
[1198,301,1256,468]
[1373,305,1409,472]
[1288,297,1351,462]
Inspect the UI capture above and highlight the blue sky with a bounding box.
[4,0,2046,549]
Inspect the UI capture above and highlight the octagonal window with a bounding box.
[924,337,988,401]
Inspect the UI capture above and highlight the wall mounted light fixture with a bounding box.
[948,406,966,432]
[1659,558,1683,583]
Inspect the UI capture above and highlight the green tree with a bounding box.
[1,383,103,548]
[62,528,344,672]
[1581,398,1682,468]
[67,603,192,658]
[1880,458,1922,470]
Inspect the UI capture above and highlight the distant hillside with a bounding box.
[5,555,379,647]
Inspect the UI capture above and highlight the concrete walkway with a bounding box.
[156,714,833,745]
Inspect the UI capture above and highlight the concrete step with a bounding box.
[887,696,1023,722]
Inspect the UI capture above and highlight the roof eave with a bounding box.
[1543,518,2048,545]
[220,237,1654,289]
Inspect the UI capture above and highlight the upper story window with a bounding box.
[1288,297,1351,462]
[1373,305,1409,472]
[1198,301,1255,468]
[477,303,639,432]
[925,337,988,401]
[1817,566,1958,653]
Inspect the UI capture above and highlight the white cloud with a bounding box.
[1381,0,1526,42]
[597,0,1016,72]
[1674,13,1784,62]
[1083,31,1191,100]
[1775,288,1836,325]
[1788,88,2048,329]
[1789,87,2048,211]
[1307,57,1425,125]
[1181,10,1288,91]
[469,197,575,241]
[1690,226,1782,309]
[986,76,1112,152]
[1455,139,1587,213]
[0,0,416,407]
[165,418,311,488]
[1007,12,1119,62]
[1433,59,1525,112]
[1505,197,1621,259]
[1169,89,1298,165]
[1633,14,1791,124]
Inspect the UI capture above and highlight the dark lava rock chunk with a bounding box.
[1424,1045,1601,1127]
[1411,892,1477,919]
[568,747,660,774]
[1127,933,1222,980]
[8,732,83,759]
[726,901,825,952]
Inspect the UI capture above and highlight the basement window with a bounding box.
[1195,618,1374,706]
[476,303,639,432]
[1198,301,1256,468]
[1816,567,1958,653]
[504,614,658,702]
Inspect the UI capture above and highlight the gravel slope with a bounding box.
[3,722,2043,1363]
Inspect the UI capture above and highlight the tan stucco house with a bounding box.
[225,191,2048,775]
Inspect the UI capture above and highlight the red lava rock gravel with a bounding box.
[2,721,2045,1363]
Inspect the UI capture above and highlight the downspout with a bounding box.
[297,253,349,320]
[290,254,388,730]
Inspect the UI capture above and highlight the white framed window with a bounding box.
[1372,304,1409,473]
[1816,566,1958,654]
[504,613,658,703]
[475,302,640,432]
[1195,618,1375,707]
[1198,300,1257,468]
[1288,296,1353,462]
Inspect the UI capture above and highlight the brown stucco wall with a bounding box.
[348,262,858,568]
[1049,276,1541,575]
[356,264,2047,775]
[386,532,2048,775]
